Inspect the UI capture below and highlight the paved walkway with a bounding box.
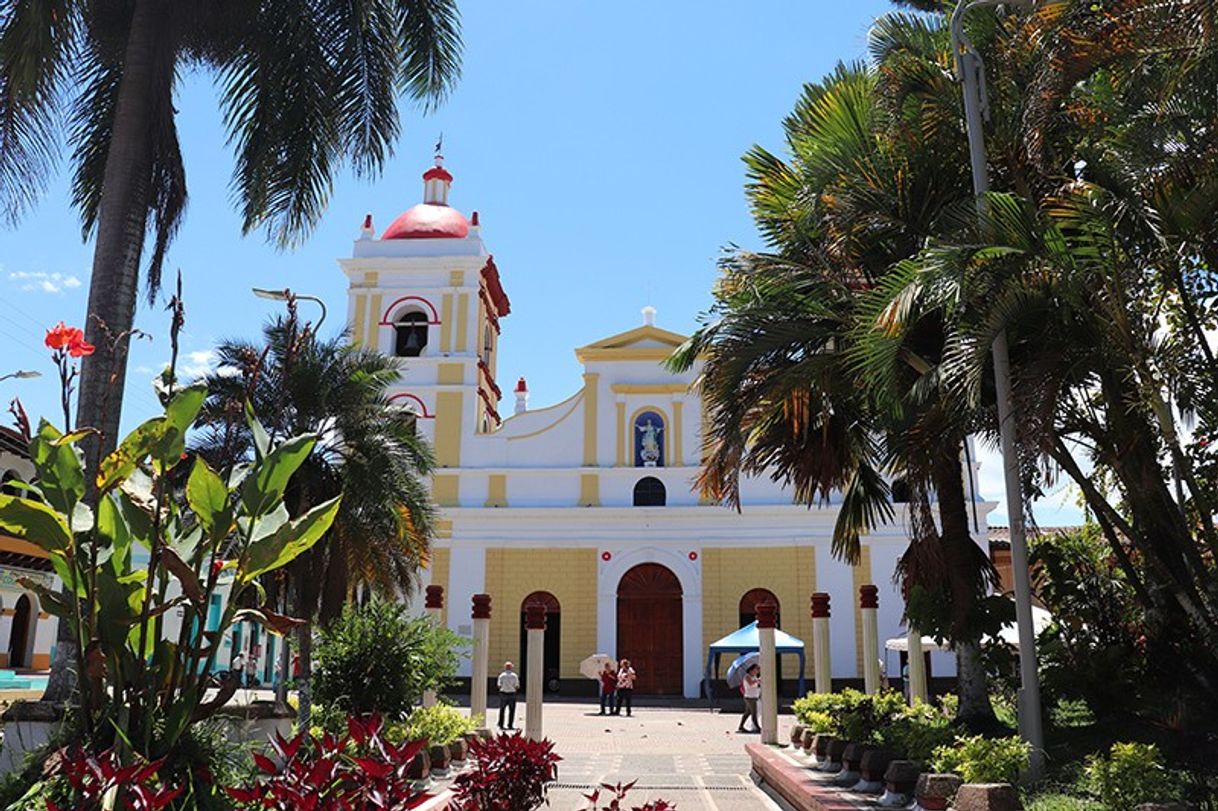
[485,701,785,811]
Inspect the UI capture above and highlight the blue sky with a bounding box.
[0,1,1081,526]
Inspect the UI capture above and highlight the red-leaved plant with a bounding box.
[451,733,562,810]
[45,746,184,811]
[224,714,428,810]
[582,780,676,811]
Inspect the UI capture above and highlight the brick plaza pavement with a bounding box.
[483,700,786,811]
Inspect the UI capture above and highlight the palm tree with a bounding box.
[1,0,460,704]
[193,309,436,723]
[672,41,1003,726]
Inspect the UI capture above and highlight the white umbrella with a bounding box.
[579,653,616,680]
[726,652,759,689]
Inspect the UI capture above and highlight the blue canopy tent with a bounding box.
[703,621,806,699]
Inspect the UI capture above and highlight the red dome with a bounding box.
[382,203,469,240]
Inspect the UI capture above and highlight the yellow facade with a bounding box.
[482,548,599,679]
[427,547,451,627]
[701,547,817,679]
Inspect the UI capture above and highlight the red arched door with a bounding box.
[616,563,683,695]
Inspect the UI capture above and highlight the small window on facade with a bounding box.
[634,411,665,467]
[394,311,429,357]
[483,325,494,365]
[633,476,666,507]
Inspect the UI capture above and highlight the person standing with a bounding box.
[244,649,258,688]
[598,663,617,715]
[614,659,636,717]
[496,661,520,730]
[739,664,761,733]
[230,650,245,683]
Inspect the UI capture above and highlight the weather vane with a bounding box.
[435,132,443,156]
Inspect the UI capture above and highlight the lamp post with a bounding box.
[0,370,41,383]
[252,287,328,331]
[950,0,1045,776]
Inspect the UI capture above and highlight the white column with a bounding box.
[811,593,832,693]
[423,585,444,708]
[906,626,928,704]
[524,603,545,740]
[471,594,491,728]
[860,585,881,695]
[757,602,779,745]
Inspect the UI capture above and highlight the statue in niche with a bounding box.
[637,418,663,467]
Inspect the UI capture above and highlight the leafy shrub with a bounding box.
[583,780,676,810]
[403,703,479,747]
[451,734,561,811]
[1083,743,1181,811]
[932,735,1031,784]
[878,702,958,762]
[792,691,853,733]
[224,715,426,810]
[313,599,468,718]
[37,747,184,811]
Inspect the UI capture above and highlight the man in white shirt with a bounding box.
[496,661,520,730]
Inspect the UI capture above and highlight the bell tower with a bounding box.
[338,154,511,473]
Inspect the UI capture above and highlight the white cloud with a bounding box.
[182,350,217,378]
[8,270,84,294]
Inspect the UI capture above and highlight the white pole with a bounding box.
[860,585,881,695]
[757,602,779,745]
[423,585,444,708]
[811,593,832,693]
[471,594,491,729]
[949,0,1044,776]
[906,627,928,704]
[525,603,546,740]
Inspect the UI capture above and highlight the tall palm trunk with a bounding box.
[43,0,162,704]
[932,444,997,728]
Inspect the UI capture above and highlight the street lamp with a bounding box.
[0,370,41,383]
[251,287,328,331]
[950,0,1045,777]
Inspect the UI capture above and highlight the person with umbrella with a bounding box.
[598,662,617,715]
[739,663,761,733]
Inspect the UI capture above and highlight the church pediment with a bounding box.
[575,324,689,363]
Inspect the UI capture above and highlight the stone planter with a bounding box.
[834,743,874,787]
[0,701,63,777]
[852,748,897,794]
[801,728,816,755]
[954,783,1022,811]
[811,733,837,770]
[879,760,923,807]
[914,773,962,811]
[825,738,849,774]
[789,724,806,748]
[407,748,431,790]
[428,744,451,778]
[449,737,469,767]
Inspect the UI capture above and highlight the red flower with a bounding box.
[45,322,93,357]
[68,332,95,358]
[211,559,225,579]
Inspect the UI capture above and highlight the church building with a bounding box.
[340,156,995,698]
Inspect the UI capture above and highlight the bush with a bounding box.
[792,688,905,741]
[224,715,426,810]
[403,703,479,747]
[1083,743,1181,811]
[313,599,468,718]
[878,702,958,763]
[584,781,675,810]
[451,734,561,811]
[932,735,1031,784]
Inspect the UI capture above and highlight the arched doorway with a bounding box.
[519,592,561,693]
[739,588,781,629]
[616,563,683,694]
[9,595,32,669]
